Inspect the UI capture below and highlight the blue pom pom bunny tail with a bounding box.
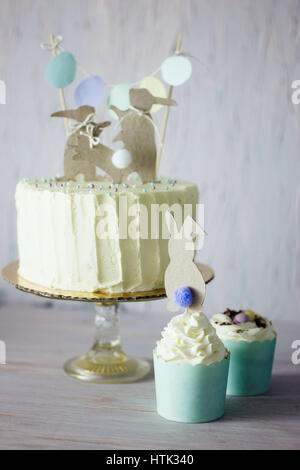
[173,286,194,308]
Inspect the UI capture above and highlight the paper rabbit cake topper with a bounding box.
[164,212,206,313]
[51,105,115,181]
[51,89,177,183]
[111,89,177,183]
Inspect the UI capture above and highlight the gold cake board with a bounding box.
[2,260,214,303]
[2,260,214,384]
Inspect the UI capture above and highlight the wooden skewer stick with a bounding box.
[155,33,183,179]
[50,33,69,135]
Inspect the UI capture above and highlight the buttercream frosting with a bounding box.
[210,309,276,343]
[16,177,198,293]
[154,310,228,366]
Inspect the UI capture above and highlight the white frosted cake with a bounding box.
[16,177,198,293]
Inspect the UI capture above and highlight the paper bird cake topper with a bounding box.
[164,212,206,313]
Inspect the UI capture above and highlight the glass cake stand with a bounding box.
[2,260,214,384]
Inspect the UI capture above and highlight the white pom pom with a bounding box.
[112,149,132,169]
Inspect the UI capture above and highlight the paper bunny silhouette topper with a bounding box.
[164,212,206,312]
[52,89,177,183]
[110,88,177,182]
[51,106,134,183]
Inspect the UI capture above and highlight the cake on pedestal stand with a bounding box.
[2,260,214,383]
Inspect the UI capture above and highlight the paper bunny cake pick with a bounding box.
[51,106,118,181]
[164,212,206,312]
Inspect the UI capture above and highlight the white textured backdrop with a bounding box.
[0,0,300,321]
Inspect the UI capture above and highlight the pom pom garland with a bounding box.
[74,75,106,108]
[161,55,192,86]
[46,52,76,89]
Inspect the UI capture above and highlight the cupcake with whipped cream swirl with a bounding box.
[211,309,276,396]
[153,212,230,423]
[155,310,227,365]
[153,310,230,423]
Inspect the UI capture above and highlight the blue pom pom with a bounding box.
[173,287,194,308]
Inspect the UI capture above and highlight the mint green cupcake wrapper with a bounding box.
[153,355,230,423]
[223,337,276,396]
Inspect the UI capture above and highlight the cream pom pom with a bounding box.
[112,149,132,169]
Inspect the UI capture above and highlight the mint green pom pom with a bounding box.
[46,52,76,89]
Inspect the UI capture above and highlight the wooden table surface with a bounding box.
[0,301,299,450]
